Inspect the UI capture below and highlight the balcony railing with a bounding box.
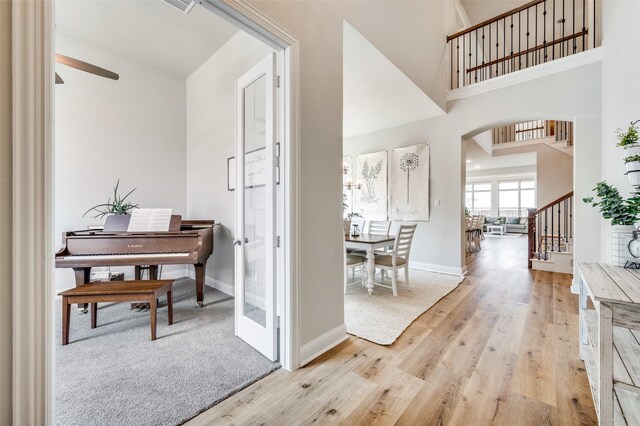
[492,120,573,145]
[447,0,600,89]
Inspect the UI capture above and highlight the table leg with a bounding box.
[150,296,157,341]
[62,296,70,346]
[90,303,97,329]
[167,289,173,326]
[366,248,375,295]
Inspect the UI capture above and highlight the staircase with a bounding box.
[528,191,574,273]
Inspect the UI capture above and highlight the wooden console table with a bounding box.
[577,263,640,425]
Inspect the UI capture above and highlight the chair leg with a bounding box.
[90,303,97,329]
[391,268,398,297]
[62,297,70,346]
[405,265,410,287]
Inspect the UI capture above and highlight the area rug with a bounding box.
[345,269,464,345]
[55,278,279,426]
[485,233,524,238]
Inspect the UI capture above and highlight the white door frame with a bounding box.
[11,0,300,422]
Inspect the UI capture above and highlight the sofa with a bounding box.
[483,216,528,234]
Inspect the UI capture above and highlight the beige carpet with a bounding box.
[345,269,464,345]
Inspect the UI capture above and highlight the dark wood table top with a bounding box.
[58,280,173,296]
[345,233,395,244]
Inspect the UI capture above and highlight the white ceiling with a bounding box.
[55,0,240,78]
[343,21,445,139]
[465,139,536,171]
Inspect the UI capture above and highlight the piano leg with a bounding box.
[73,267,91,313]
[195,262,206,308]
[149,265,158,280]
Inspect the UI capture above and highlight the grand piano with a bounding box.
[55,215,215,308]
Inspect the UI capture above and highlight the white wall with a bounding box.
[248,0,456,350]
[54,35,187,290]
[600,1,640,262]
[186,31,272,288]
[0,0,11,422]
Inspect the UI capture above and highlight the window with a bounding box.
[499,179,536,217]
[466,182,491,216]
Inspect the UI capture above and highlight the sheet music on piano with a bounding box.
[127,208,173,232]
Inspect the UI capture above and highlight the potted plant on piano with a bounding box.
[84,180,139,219]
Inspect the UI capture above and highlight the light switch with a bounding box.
[434,199,440,206]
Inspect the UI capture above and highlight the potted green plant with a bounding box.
[84,180,139,219]
[624,154,640,172]
[583,181,640,266]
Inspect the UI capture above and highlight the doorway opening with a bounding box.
[463,119,575,273]
[50,1,294,423]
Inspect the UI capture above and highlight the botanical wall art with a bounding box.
[389,144,430,221]
[354,151,388,220]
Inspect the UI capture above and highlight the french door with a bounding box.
[234,53,277,361]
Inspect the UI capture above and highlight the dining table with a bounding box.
[345,233,395,295]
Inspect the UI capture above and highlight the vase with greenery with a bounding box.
[583,181,640,225]
[343,193,363,235]
[624,154,640,172]
[83,180,139,219]
[584,181,640,266]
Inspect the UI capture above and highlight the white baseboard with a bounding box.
[409,261,466,277]
[299,324,348,367]
[184,270,234,297]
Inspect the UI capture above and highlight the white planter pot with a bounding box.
[623,144,640,157]
[611,225,636,267]
[626,170,640,186]
[625,161,640,172]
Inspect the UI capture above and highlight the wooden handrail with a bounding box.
[515,126,545,134]
[447,0,545,41]
[529,191,574,217]
[466,30,588,74]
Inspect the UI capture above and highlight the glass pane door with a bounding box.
[235,53,277,360]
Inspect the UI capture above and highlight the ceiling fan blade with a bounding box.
[55,72,64,84]
[55,54,119,81]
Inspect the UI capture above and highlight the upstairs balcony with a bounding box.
[447,0,602,90]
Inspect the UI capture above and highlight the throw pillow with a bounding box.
[486,216,496,224]
[507,217,521,225]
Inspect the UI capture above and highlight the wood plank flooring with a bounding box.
[187,235,597,425]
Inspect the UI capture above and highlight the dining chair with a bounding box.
[367,221,391,235]
[373,224,417,296]
[344,233,365,293]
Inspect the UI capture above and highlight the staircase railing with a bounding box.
[527,191,573,268]
[492,120,574,145]
[447,0,600,89]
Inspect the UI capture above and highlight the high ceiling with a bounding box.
[461,0,524,26]
[343,21,445,138]
[465,139,536,172]
[55,0,240,78]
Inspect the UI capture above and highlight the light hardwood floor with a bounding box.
[187,235,596,425]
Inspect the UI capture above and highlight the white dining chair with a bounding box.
[373,224,417,296]
[367,221,391,235]
[344,233,365,294]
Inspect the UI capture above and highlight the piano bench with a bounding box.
[58,280,174,345]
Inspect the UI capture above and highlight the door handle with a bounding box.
[233,238,243,246]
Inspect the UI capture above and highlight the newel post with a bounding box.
[527,208,537,269]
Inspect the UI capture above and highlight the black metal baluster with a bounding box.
[468,33,472,86]
[489,23,492,78]
[570,197,573,239]
[511,15,514,73]
[503,19,506,76]
[551,207,554,252]
[573,0,576,53]
[562,0,566,57]
[450,41,454,89]
[558,203,561,251]
[526,8,530,68]
[544,0,548,62]
[582,0,586,50]
[456,37,460,89]
[519,12,522,70]
[553,0,556,59]
[482,27,486,82]
[545,209,549,258]
[475,29,478,83]
[538,213,542,258]
[533,4,540,65]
